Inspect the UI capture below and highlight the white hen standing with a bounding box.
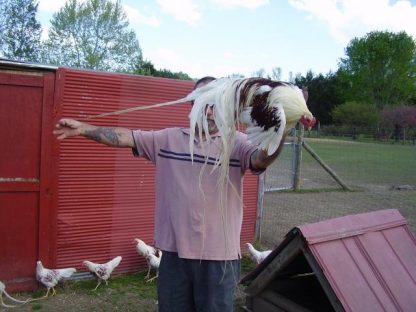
[134,238,157,280]
[246,243,272,265]
[145,250,162,283]
[35,261,76,298]
[0,280,28,308]
[83,256,122,290]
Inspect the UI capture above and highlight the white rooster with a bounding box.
[187,77,315,158]
[186,78,316,236]
[145,250,162,283]
[35,261,76,298]
[0,280,28,308]
[83,256,122,290]
[246,243,272,265]
[134,238,157,280]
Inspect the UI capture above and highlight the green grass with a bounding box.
[72,271,157,296]
[303,138,416,188]
[24,258,256,311]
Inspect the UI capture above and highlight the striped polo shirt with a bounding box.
[132,127,261,260]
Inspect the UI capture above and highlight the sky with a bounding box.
[36,0,416,80]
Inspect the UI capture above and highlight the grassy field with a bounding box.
[261,137,416,247]
[303,138,416,190]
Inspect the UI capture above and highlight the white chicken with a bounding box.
[246,243,272,265]
[83,256,122,290]
[35,261,76,298]
[0,280,28,308]
[134,238,157,280]
[145,250,162,283]
[188,77,315,158]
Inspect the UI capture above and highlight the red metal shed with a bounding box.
[242,209,416,312]
[0,60,259,292]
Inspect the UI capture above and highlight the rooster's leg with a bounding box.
[43,288,50,298]
[52,287,57,296]
[146,271,158,283]
[145,266,151,279]
[93,280,102,291]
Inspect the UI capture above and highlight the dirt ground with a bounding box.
[260,189,416,248]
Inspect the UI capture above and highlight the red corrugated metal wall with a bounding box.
[55,68,258,273]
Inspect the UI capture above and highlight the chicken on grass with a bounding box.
[246,243,272,264]
[145,250,162,283]
[134,238,158,280]
[83,256,122,291]
[0,280,28,308]
[35,261,76,299]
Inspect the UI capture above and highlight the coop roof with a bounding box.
[241,209,416,312]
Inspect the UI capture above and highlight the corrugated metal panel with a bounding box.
[298,209,416,312]
[56,68,259,274]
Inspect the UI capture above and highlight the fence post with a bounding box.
[293,124,304,191]
[255,172,265,241]
[302,141,352,191]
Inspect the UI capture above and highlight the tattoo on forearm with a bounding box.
[84,127,120,145]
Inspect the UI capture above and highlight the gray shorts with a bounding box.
[157,251,241,312]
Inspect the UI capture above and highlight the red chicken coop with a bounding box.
[0,59,260,292]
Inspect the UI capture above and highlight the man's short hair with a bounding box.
[193,76,216,90]
[191,76,216,105]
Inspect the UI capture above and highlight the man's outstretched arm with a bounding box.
[53,118,135,148]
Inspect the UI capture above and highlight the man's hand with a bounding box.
[53,118,85,140]
[250,135,286,170]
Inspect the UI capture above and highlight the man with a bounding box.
[53,76,285,311]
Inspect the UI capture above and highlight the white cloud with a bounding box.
[289,0,416,44]
[156,0,202,26]
[123,5,160,27]
[211,0,269,9]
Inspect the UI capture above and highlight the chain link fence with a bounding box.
[257,131,416,248]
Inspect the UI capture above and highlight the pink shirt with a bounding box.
[132,127,261,260]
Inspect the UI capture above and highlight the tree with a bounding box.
[252,68,266,78]
[381,106,416,129]
[134,59,192,80]
[0,0,42,61]
[0,0,8,48]
[331,101,379,126]
[339,31,416,108]
[270,67,282,81]
[295,70,345,125]
[43,0,142,72]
